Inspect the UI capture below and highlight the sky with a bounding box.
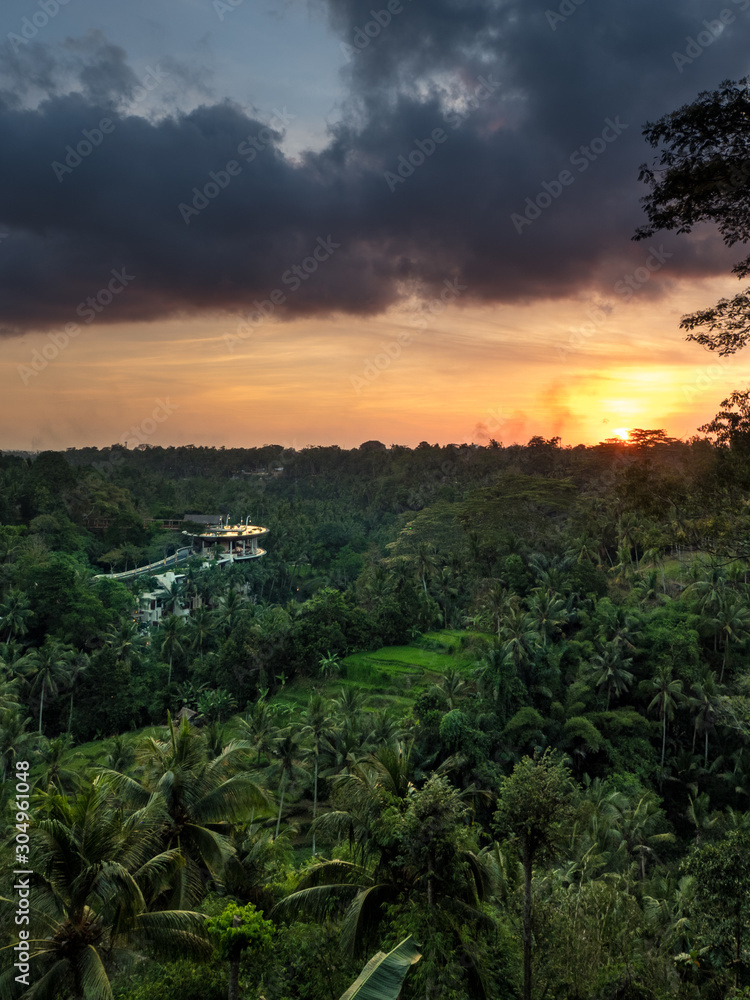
[1,0,750,451]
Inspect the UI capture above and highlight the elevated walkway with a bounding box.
[94,546,194,581]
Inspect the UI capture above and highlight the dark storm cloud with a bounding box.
[0,0,747,334]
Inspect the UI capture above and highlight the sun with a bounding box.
[612,427,631,442]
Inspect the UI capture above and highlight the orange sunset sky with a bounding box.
[5,272,747,452]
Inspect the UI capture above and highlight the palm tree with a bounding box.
[105,619,142,667]
[712,594,750,681]
[300,693,335,855]
[606,791,675,880]
[333,687,366,736]
[414,542,437,596]
[237,698,281,767]
[159,614,184,688]
[100,714,269,906]
[500,606,538,684]
[22,639,75,735]
[643,666,683,777]
[688,669,725,767]
[589,642,634,710]
[435,566,458,627]
[187,606,213,666]
[0,588,33,641]
[34,733,86,794]
[65,652,90,733]
[686,791,720,845]
[481,581,512,637]
[2,780,210,1000]
[266,727,308,840]
[439,667,466,709]
[217,589,248,636]
[0,708,35,781]
[527,589,569,649]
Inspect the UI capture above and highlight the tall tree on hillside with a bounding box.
[266,727,307,840]
[22,639,75,735]
[494,749,573,1000]
[300,693,335,856]
[159,614,184,689]
[643,666,683,778]
[712,595,750,681]
[688,669,725,767]
[187,606,213,666]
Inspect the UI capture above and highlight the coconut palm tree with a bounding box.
[22,639,75,735]
[0,708,35,781]
[589,642,634,710]
[300,693,335,856]
[187,606,213,666]
[0,780,210,1000]
[643,667,683,777]
[527,589,569,649]
[0,588,33,641]
[266,726,308,840]
[100,714,269,906]
[688,669,725,767]
[159,614,184,689]
[439,667,467,710]
[237,698,281,767]
[712,594,750,681]
[65,652,90,733]
[34,733,88,794]
[414,542,437,596]
[500,606,538,684]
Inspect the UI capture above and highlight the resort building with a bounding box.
[183,516,268,566]
[137,572,189,624]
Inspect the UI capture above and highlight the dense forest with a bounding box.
[1,401,750,1000]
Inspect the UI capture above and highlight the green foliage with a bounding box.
[113,959,226,1000]
[207,901,274,962]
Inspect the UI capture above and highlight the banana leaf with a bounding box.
[339,936,421,1000]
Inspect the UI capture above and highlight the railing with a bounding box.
[93,546,194,581]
